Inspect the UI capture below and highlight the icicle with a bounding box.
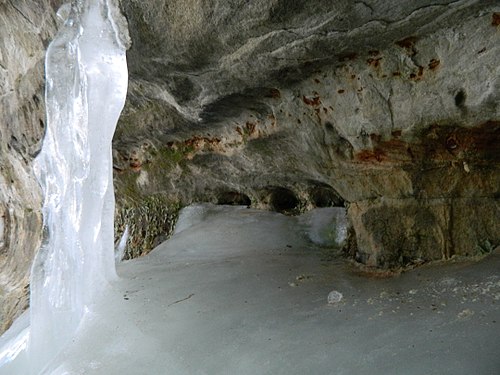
[26,0,128,372]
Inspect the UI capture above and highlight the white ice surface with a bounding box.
[298,207,348,247]
[115,225,129,263]
[0,311,29,371]
[1,0,128,373]
[2,204,495,375]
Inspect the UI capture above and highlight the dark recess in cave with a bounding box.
[309,184,344,207]
[217,191,251,206]
[268,187,300,214]
[454,89,466,108]
[199,88,274,123]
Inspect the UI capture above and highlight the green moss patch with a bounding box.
[115,195,180,259]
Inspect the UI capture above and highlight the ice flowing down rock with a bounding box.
[0,1,128,373]
[299,207,349,248]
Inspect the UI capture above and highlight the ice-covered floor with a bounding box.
[23,205,500,374]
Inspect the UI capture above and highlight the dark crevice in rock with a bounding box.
[217,191,251,206]
[199,88,276,123]
[454,89,466,108]
[308,182,344,208]
[266,187,300,214]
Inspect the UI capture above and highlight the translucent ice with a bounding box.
[115,225,129,263]
[299,207,349,248]
[0,1,128,373]
[0,311,29,371]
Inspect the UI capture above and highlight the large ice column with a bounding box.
[30,0,128,371]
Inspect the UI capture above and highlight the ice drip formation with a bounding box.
[0,0,128,372]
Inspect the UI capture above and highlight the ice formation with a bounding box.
[299,207,348,248]
[0,0,128,373]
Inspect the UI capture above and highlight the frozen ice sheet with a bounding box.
[15,205,499,375]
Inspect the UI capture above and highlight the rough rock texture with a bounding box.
[115,0,500,266]
[0,1,63,333]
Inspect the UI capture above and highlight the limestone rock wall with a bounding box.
[115,1,499,265]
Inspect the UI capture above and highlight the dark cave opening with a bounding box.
[309,184,344,208]
[217,191,252,206]
[268,187,300,213]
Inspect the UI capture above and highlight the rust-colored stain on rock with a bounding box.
[492,12,500,26]
[302,95,321,106]
[428,59,440,70]
[355,121,500,164]
[391,130,402,138]
[366,57,382,68]
[129,159,142,171]
[409,66,424,80]
[356,148,387,162]
[266,88,281,99]
[395,36,418,49]
[184,135,222,152]
[245,122,257,135]
[395,36,418,56]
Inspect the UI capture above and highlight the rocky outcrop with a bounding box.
[115,0,499,266]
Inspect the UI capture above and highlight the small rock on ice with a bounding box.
[327,290,343,304]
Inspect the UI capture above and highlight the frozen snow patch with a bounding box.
[174,204,250,235]
[299,207,349,247]
[173,205,212,234]
[457,309,474,320]
[0,311,29,369]
[327,290,343,304]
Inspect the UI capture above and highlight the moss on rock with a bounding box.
[115,195,180,259]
